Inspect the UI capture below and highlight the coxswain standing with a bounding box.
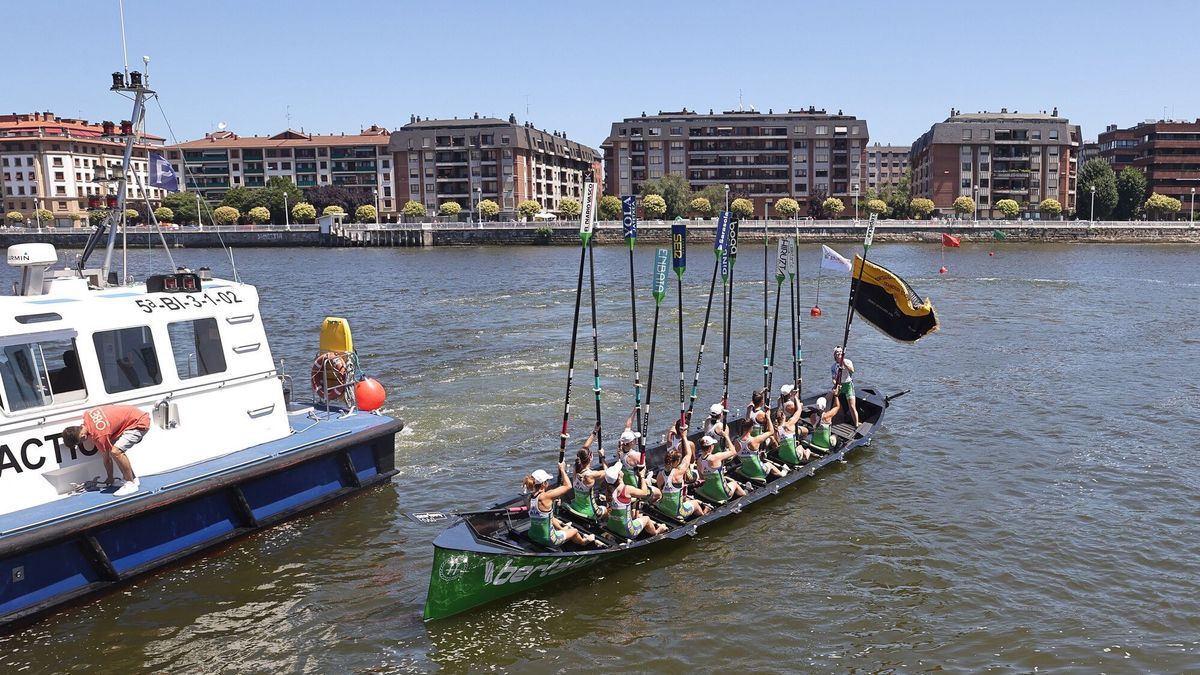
[831,346,860,427]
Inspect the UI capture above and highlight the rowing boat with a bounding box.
[423,386,900,621]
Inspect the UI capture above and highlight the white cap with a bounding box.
[531,469,552,484]
[780,384,794,396]
[815,397,827,411]
[700,435,717,446]
[709,403,727,416]
[604,463,622,484]
[619,429,641,443]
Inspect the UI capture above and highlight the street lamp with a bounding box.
[852,183,860,223]
[283,191,290,230]
[33,196,42,231]
[972,184,979,224]
[373,187,380,224]
[1190,187,1195,223]
[724,184,730,212]
[475,186,482,227]
[1089,184,1096,224]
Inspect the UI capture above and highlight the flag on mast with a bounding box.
[149,153,179,192]
[850,256,939,342]
[820,244,852,273]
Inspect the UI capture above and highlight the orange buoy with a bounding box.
[355,378,387,411]
[939,266,948,274]
[810,306,822,317]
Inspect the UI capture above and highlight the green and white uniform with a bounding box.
[809,414,832,451]
[777,425,803,465]
[696,454,732,503]
[529,494,566,547]
[569,472,599,519]
[736,437,769,481]
[607,484,643,538]
[655,467,696,519]
[832,359,855,398]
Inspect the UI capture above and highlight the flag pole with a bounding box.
[836,214,876,386]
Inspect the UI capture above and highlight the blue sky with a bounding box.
[8,0,1198,149]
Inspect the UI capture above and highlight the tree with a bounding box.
[807,185,828,218]
[355,205,378,223]
[953,196,975,217]
[695,184,728,214]
[213,206,240,225]
[865,199,888,216]
[598,195,622,220]
[880,168,913,219]
[162,191,201,224]
[220,186,255,214]
[821,197,846,219]
[260,177,305,224]
[439,201,462,216]
[559,197,582,218]
[639,173,691,219]
[246,206,271,224]
[292,202,317,223]
[401,200,426,219]
[995,199,1020,219]
[1039,198,1063,219]
[305,185,370,217]
[730,197,754,219]
[1114,167,1148,221]
[1076,158,1118,220]
[1144,192,1181,220]
[910,198,935,219]
[775,197,801,218]
[124,208,140,223]
[323,205,346,216]
[689,196,713,216]
[154,206,174,223]
[643,194,668,218]
[87,209,111,225]
[35,209,54,224]
[478,199,500,220]
[6,211,24,224]
[69,212,84,225]
[517,200,542,221]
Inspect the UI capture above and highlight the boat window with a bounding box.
[0,337,87,412]
[93,326,162,393]
[167,318,226,379]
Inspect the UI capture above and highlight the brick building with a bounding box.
[600,108,869,215]
[1098,119,1200,211]
[1,112,167,226]
[910,108,1081,218]
[866,143,910,192]
[388,114,601,218]
[166,126,396,217]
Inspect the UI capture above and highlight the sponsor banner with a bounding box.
[652,248,670,303]
[621,196,638,240]
[671,223,686,275]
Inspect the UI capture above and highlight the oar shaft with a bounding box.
[642,303,661,454]
[558,246,589,463]
[685,259,721,423]
[762,222,768,389]
[628,246,642,438]
[587,239,603,451]
[677,274,685,430]
[766,279,784,395]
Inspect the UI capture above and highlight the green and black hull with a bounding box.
[424,387,896,622]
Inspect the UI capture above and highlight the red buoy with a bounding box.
[939,266,948,274]
[989,251,994,256]
[810,306,822,317]
[355,378,387,412]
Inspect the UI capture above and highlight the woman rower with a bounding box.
[656,440,710,520]
[799,394,842,454]
[773,405,811,465]
[604,464,666,539]
[735,411,788,481]
[745,388,769,435]
[695,433,746,503]
[568,423,609,520]
[524,462,600,548]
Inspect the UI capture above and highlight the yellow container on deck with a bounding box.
[319,317,354,353]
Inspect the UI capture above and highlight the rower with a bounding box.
[695,433,746,503]
[773,406,811,466]
[567,424,609,521]
[734,412,788,482]
[799,395,841,454]
[604,464,665,539]
[655,434,710,521]
[831,346,860,427]
[746,388,769,435]
[779,383,799,416]
[524,462,600,549]
[615,408,645,487]
[702,403,729,438]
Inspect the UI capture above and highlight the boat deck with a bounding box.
[0,406,393,543]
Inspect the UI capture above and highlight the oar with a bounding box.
[403,505,528,524]
[762,213,769,389]
[622,196,643,443]
[641,249,670,455]
[684,212,731,424]
[835,214,877,385]
[790,230,801,390]
[721,218,740,421]
[671,221,688,432]
[584,185,603,454]
[558,184,595,464]
[765,238,789,396]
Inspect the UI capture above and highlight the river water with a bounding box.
[1,241,1197,672]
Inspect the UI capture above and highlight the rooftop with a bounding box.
[0,111,165,143]
[169,126,390,149]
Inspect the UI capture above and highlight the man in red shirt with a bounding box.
[62,405,151,496]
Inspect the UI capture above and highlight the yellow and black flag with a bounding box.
[851,256,939,342]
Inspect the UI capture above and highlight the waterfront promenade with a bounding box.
[0,219,1196,249]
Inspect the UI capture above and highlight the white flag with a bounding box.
[821,245,852,274]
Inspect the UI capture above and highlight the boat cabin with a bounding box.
[0,244,290,516]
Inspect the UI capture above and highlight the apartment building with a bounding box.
[388,114,601,216]
[910,108,1080,218]
[0,112,168,225]
[166,126,396,215]
[600,108,869,215]
[866,143,910,192]
[1098,119,1200,209]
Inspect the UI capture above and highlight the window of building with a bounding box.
[979,179,989,188]
[795,168,808,177]
[649,128,661,136]
[962,162,971,171]
[425,183,435,192]
[961,178,971,188]
[501,136,511,145]
[93,326,161,394]
[981,129,991,140]
[54,171,64,180]
[816,140,830,148]
[0,335,87,412]
[670,127,683,136]
[794,182,808,192]
[1048,178,1058,189]
[282,162,291,170]
[963,129,972,140]
[1032,130,1041,140]
[815,126,828,135]
[168,318,226,380]
[980,162,990,172]
[410,183,420,194]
